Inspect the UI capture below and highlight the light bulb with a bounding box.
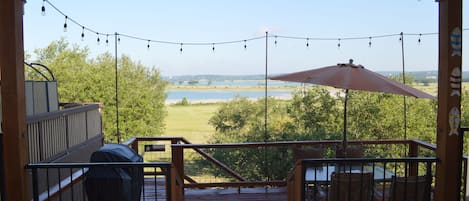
[63,16,68,32]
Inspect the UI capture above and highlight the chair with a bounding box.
[293,146,324,164]
[335,145,364,158]
[292,146,324,200]
[328,172,374,201]
[388,176,431,201]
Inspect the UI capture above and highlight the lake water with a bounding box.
[165,80,310,103]
[173,80,302,87]
[166,89,294,103]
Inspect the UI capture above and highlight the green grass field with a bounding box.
[163,103,220,143]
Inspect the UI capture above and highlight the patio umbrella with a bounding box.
[270,59,434,146]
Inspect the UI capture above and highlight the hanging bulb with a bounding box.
[96,33,100,45]
[81,26,85,41]
[274,36,278,46]
[212,43,215,52]
[418,34,422,44]
[244,40,247,50]
[118,36,121,44]
[105,34,109,46]
[147,40,150,49]
[180,43,183,53]
[41,1,46,16]
[337,38,341,48]
[368,37,372,47]
[306,38,309,47]
[63,16,68,32]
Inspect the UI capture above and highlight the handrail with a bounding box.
[301,157,439,164]
[27,162,172,168]
[125,136,247,182]
[37,168,88,201]
[27,162,172,201]
[172,139,411,149]
[27,103,102,163]
[411,139,437,150]
[177,138,247,181]
[128,137,441,188]
[26,104,99,124]
[24,62,56,81]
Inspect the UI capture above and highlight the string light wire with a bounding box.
[42,0,465,49]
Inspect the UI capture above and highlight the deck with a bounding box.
[142,179,287,201]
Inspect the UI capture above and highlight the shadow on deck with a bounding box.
[142,178,287,201]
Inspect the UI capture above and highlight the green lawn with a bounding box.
[163,103,220,143]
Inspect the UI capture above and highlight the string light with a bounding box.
[41,0,460,52]
[81,26,85,41]
[118,36,121,44]
[63,16,68,32]
[147,40,150,49]
[105,34,109,46]
[180,43,183,53]
[41,0,46,16]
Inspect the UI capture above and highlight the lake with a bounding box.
[166,89,295,103]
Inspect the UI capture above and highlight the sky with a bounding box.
[23,0,467,76]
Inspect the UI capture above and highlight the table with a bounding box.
[305,164,395,183]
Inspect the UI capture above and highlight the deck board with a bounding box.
[141,178,287,201]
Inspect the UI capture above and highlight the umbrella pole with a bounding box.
[343,89,349,148]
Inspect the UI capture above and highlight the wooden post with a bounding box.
[131,139,139,154]
[171,140,184,186]
[435,0,463,201]
[0,0,30,200]
[408,141,418,177]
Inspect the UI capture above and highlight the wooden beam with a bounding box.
[435,0,463,201]
[0,0,30,200]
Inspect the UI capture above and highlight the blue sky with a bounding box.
[23,1,466,76]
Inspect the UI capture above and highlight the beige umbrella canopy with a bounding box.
[270,59,434,145]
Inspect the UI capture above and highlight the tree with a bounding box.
[204,83,441,180]
[33,39,167,142]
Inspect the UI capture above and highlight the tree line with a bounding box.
[26,39,167,142]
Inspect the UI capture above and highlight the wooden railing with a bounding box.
[26,104,103,163]
[124,137,462,197]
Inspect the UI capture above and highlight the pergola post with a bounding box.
[0,0,30,200]
[435,0,463,201]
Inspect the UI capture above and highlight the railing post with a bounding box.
[31,167,39,201]
[408,141,419,176]
[166,165,172,201]
[291,161,303,201]
[131,139,139,154]
[171,140,184,184]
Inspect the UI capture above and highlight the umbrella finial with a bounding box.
[349,59,354,64]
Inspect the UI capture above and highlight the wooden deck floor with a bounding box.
[141,179,287,201]
[184,187,287,201]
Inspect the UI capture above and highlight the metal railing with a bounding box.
[288,157,438,201]
[27,162,173,201]
[124,137,447,188]
[27,104,102,163]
